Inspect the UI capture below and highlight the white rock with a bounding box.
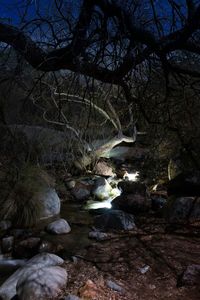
[46,219,71,234]
[0,253,64,300]
[17,266,67,300]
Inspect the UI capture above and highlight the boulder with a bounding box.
[165,197,200,223]
[94,160,115,177]
[71,182,91,201]
[94,210,136,231]
[167,171,200,196]
[92,178,112,200]
[46,219,71,235]
[178,264,200,286]
[0,253,64,300]
[112,194,151,214]
[118,181,147,196]
[39,188,60,218]
[16,266,67,300]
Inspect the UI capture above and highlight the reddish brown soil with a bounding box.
[62,219,200,300]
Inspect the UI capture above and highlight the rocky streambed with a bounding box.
[0,158,200,299]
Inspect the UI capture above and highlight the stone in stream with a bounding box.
[94,210,136,231]
[93,160,115,177]
[16,266,67,300]
[112,194,151,214]
[92,177,112,200]
[0,253,64,300]
[46,219,71,234]
[1,236,14,253]
[71,181,91,201]
[118,181,147,196]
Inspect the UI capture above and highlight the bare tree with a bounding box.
[0,0,200,170]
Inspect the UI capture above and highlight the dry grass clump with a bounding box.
[0,164,55,227]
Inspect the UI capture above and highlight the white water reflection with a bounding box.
[85,187,121,210]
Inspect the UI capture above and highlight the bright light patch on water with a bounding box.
[85,186,121,210]
[125,171,139,181]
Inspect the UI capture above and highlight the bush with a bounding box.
[0,164,55,227]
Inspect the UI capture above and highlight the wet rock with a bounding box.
[71,182,91,201]
[165,197,200,223]
[106,280,124,292]
[38,240,64,254]
[13,237,41,259]
[1,236,14,253]
[0,253,64,300]
[178,264,200,286]
[16,266,67,300]
[46,219,71,234]
[93,178,112,200]
[39,188,60,218]
[118,181,147,196]
[94,160,115,177]
[94,210,136,231]
[112,194,151,214]
[88,231,108,241]
[167,171,200,196]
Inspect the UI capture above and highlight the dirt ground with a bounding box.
[62,218,200,300]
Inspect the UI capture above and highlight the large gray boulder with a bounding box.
[16,266,67,300]
[39,188,60,218]
[0,253,64,300]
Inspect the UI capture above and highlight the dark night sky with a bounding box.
[0,0,191,36]
[0,0,80,24]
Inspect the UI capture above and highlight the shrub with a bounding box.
[0,164,55,227]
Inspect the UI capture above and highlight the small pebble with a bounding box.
[106,280,124,292]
